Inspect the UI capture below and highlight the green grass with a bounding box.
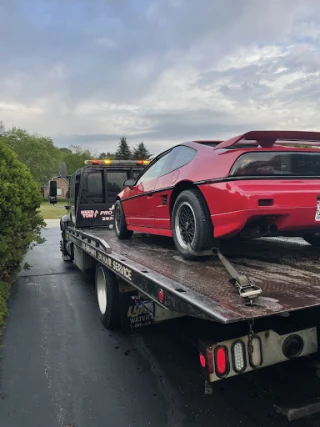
[40,201,67,219]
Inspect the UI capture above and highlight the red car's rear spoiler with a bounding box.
[217,130,320,149]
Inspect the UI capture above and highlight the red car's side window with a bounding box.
[160,146,197,177]
[136,152,171,185]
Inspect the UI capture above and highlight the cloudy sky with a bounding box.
[1,0,320,155]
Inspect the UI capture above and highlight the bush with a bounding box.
[0,138,45,325]
[0,282,8,328]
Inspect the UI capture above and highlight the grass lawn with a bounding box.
[40,201,67,219]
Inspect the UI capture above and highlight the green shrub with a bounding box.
[0,282,8,328]
[0,138,45,285]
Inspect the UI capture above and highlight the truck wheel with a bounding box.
[114,200,133,240]
[60,229,73,262]
[303,233,320,247]
[171,189,215,259]
[95,264,121,329]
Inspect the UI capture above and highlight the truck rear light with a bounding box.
[157,289,164,303]
[249,336,262,368]
[199,349,214,373]
[199,353,206,368]
[232,340,246,373]
[214,345,229,377]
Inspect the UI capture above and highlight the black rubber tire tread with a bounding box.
[303,233,320,247]
[114,200,133,240]
[171,188,214,259]
[95,264,121,329]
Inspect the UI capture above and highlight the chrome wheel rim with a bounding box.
[96,267,107,314]
[175,202,196,250]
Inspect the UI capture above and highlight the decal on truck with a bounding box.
[81,205,115,221]
[127,306,153,329]
[80,243,133,283]
[81,210,99,219]
[81,243,97,258]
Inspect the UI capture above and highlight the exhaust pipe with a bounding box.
[240,223,278,238]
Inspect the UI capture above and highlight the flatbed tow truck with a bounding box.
[48,159,320,411]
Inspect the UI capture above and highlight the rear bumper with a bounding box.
[199,180,320,238]
[200,327,318,383]
[211,207,320,238]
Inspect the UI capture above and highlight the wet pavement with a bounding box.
[1,227,320,427]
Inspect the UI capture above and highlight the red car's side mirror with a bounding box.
[123,179,135,188]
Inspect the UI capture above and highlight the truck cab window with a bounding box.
[80,170,105,204]
[106,171,128,205]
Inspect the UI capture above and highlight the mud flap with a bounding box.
[119,288,155,333]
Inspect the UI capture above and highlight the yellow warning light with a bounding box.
[137,160,150,165]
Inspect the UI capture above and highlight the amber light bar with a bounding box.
[84,159,150,166]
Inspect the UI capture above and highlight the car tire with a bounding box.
[171,189,215,259]
[114,200,133,240]
[303,232,320,247]
[95,264,121,329]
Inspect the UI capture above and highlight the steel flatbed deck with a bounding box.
[67,226,320,324]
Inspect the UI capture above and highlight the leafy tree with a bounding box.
[115,137,131,160]
[0,121,5,136]
[132,142,152,160]
[60,145,95,174]
[99,151,115,160]
[0,138,45,324]
[3,127,62,186]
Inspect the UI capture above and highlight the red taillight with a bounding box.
[199,354,206,368]
[214,346,229,377]
[157,289,164,303]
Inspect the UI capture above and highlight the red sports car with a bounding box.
[114,130,320,258]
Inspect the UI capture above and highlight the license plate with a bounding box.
[316,200,320,221]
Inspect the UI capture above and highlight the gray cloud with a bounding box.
[1,0,320,152]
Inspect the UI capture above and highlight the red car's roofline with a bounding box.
[192,140,223,143]
[217,130,320,149]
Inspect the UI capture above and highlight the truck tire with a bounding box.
[114,200,133,240]
[171,189,215,259]
[95,264,121,329]
[303,232,320,247]
[60,227,73,262]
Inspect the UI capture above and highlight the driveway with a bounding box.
[1,226,320,427]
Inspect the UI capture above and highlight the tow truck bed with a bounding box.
[72,227,320,324]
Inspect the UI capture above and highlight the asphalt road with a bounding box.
[1,226,320,427]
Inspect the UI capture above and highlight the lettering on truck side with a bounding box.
[81,242,97,258]
[96,252,133,282]
[112,260,132,281]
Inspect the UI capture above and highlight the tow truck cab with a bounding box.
[49,159,149,228]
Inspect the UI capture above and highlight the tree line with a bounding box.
[0,122,152,188]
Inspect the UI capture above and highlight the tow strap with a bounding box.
[213,248,262,304]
